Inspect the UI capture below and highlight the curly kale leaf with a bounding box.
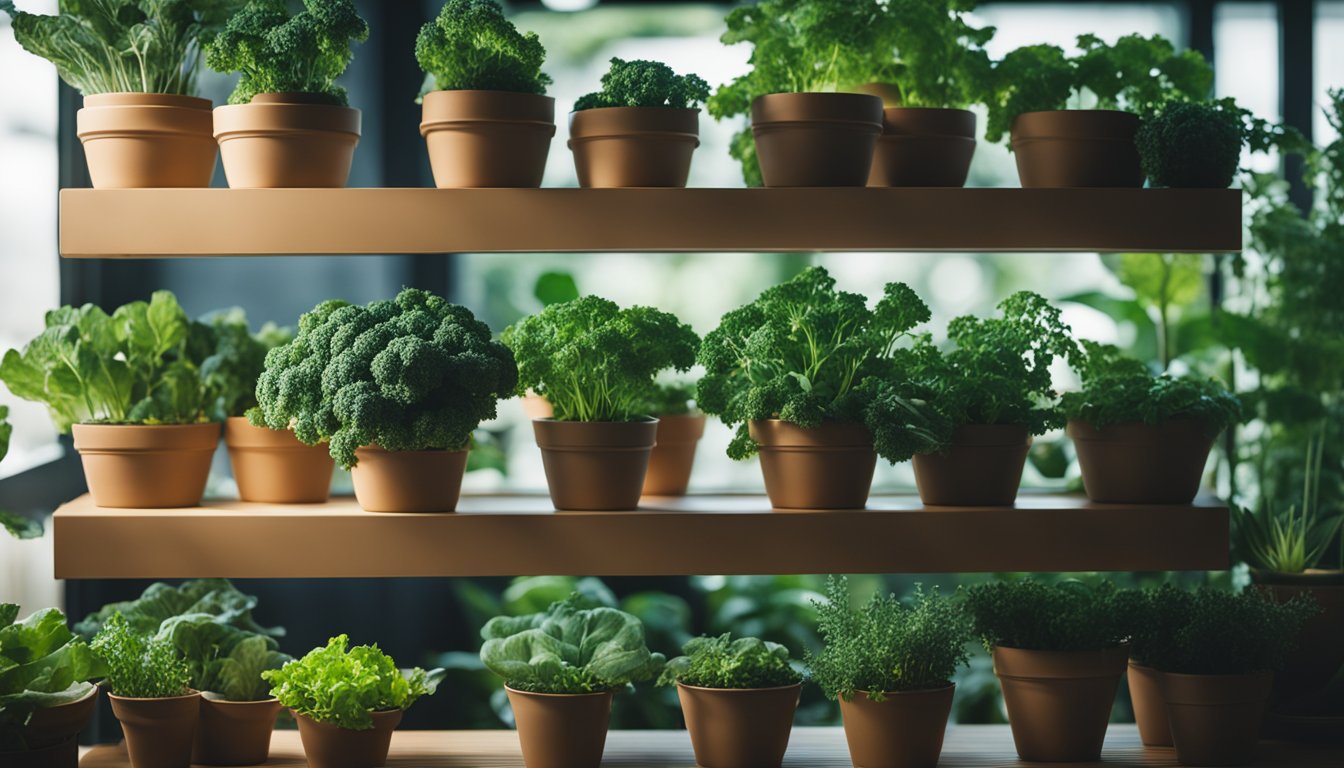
[415,0,550,96]
[575,58,710,111]
[658,633,801,689]
[1060,341,1241,432]
[1137,99,1245,188]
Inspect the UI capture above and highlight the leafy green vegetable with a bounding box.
[642,380,697,417]
[965,578,1137,652]
[415,0,550,97]
[876,0,995,110]
[1138,587,1319,675]
[0,605,105,751]
[199,309,292,421]
[658,633,801,690]
[91,613,191,699]
[154,614,290,702]
[1060,341,1240,431]
[1137,99,1245,189]
[75,579,283,641]
[574,58,710,111]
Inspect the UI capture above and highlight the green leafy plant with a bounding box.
[1126,583,1192,668]
[75,579,283,640]
[155,614,290,702]
[1234,427,1343,574]
[873,0,994,110]
[658,633,801,689]
[574,58,710,111]
[415,0,550,97]
[0,605,106,751]
[199,309,292,421]
[965,578,1136,652]
[1138,587,1319,675]
[1137,99,1245,189]
[264,635,442,730]
[642,380,697,417]
[1060,341,1241,431]
[250,288,518,469]
[206,0,368,106]
[91,613,191,699]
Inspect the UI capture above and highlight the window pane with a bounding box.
[1319,1,1344,142]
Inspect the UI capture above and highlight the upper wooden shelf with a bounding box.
[59,188,1241,257]
[52,493,1228,579]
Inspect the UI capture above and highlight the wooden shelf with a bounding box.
[52,493,1228,579]
[59,188,1241,256]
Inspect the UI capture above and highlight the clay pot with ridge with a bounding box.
[1163,671,1274,767]
[225,418,334,504]
[641,413,706,497]
[214,93,361,188]
[1010,110,1143,188]
[837,686,955,768]
[72,423,220,508]
[506,687,614,768]
[192,694,281,767]
[76,93,217,188]
[676,683,800,768]
[1127,662,1173,747]
[1252,569,1344,712]
[107,689,202,768]
[1068,418,1219,503]
[291,709,401,768]
[533,419,658,511]
[4,685,99,768]
[854,85,976,188]
[420,90,555,188]
[992,644,1130,762]
[750,93,884,187]
[349,446,468,513]
[912,424,1031,506]
[749,420,877,510]
[569,107,699,187]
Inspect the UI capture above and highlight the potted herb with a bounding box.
[206,0,368,188]
[697,267,939,510]
[657,634,802,768]
[264,636,442,768]
[502,296,698,511]
[1060,342,1241,504]
[0,292,219,509]
[1124,584,1193,748]
[416,0,554,188]
[479,594,664,768]
[570,58,710,188]
[1137,99,1249,189]
[91,614,199,768]
[251,288,517,513]
[640,380,706,497]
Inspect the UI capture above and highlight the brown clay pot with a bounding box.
[420,90,555,188]
[642,414,706,497]
[1164,671,1274,766]
[108,690,201,768]
[1010,110,1143,188]
[1128,662,1173,747]
[912,424,1031,506]
[992,644,1130,762]
[1067,418,1218,504]
[225,417,334,504]
[533,419,658,511]
[748,420,877,510]
[349,446,468,513]
[214,93,361,188]
[76,94,216,189]
[292,709,401,768]
[676,683,800,768]
[569,107,699,188]
[750,93,883,187]
[72,423,219,508]
[520,393,555,421]
[192,695,281,766]
[5,685,99,768]
[867,108,976,188]
[1252,570,1344,712]
[507,687,613,768]
[837,686,954,768]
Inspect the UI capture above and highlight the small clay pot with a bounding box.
[533,419,658,511]
[1252,570,1344,712]
[1067,418,1219,504]
[748,420,877,510]
[1128,662,1172,747]
[1011,110,1143,188]
[569,107,699,188]
[642,413,706,497]
[225,418,334,504]
[76,93,216,188]
[7,685,99,768]
[108,690,201,768]
[676,683,800,768]
[506,687,613,768]
[72,423,220,509]
[292,709,401,768]
[750,93,883,187]
[349,446,468,513]
[214,93,361,188]
[867,107,976,187]
[837,686,954,768]
[911,424,1031,506]
[992,644,1129,762]
[1164,671,1274,767]
[520,393,555,421]
[420,90,555,188]
[192,695,281,766]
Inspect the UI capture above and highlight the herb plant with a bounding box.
[1138,587,1319,675]
[91,613,191,699]
[642,380,697,417]
[0,605,106,751]
[199,309,292,421]
[879,0,995,110]
[658,634,802,690]
[75,579,283,641]
[1137,99,1245,188]
[965,579,1137,652]
[155,614,291,702]
[1126,583,1193,668]
[416,0,549,98]
[574,58,710,111]
[1060,341,1241,431]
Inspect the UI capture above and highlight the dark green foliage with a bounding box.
[0,605,105,751]
[1139,587,1319,675]
[415,0,550,96]
[1138,100,1244,188]
[1059,341,1241,431]
[1126,583,1192,667]
[658,633,801,690]
[91,614,191,699]
[965,579,1137,652]
[155,614,291,702]
[642,380,697,417]
[574,58,710,110]
[199,309,292,420]
[877,0,994,110]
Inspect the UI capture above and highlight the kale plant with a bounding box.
[641,380,697,417]
[658,634,802,690]
[91,614,191,699]
[574,58,710,111]
[1137,99,1245,188]
[1059,341,1241,431]
[1138,587,1319,675]
[199,309,292,421]
[415,0,550,97]
[155,614,291,702]
[965,578,1138,652]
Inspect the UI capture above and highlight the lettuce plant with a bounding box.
[574,58,710,111]
[1060,341,1241,431]
[75,579,283,641]
[658,633,801,690]
[91,614,191,699]
[0,605,105,751]
[1138,587,1318,675]
[415,0,550,97]
[965,578,1138,652]
[155,614,291,702]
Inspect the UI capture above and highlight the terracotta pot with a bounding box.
[837,686,954,768]
[867,107,976,187]
[748,420,877,510]
[225,418,334,504]
[676,683,800,768]
[192,695,281,766]
[1067,418,1218,504]
[349,446,468,513]
[214,93,361,188]
[750,93,883,187]
[72,423,219,508]
[911,424,1031,506]
[292,709,401,768]
[1252,570,1344,712]
[420,90,555,188]
[1164,671,1274,766]
[506,688,613,768]
[520,393,555,421]
[642,414,706,497]
[1011,110,1143,188]
[533,419,658,511]
[992,644,1129,762]
[1128,662,1173,747]
[76,93,216,188]
[108,690,201,768]
[5,685,99,768]
[569,107,699,188]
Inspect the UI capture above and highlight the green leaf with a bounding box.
[0,512,42,540]
[533,271,580,307]
[76,579,283,640]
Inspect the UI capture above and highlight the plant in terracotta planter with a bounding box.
[503,296,697,511]
[697,267,939,510]
[416,0,554,188]
[91,614,199,768]
[1125,584,1194,748]
[639,380,706,497]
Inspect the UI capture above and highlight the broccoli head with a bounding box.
[1137,100,1245,188]
[574,58,711,111]
[416,0,551,96]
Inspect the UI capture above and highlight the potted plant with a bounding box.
[1137,99,1250,189]
[966,579,1135,762]
[1060,341,1241,504]
[479,594,664,768]
[416,0,554,188]
[570,58,710,188]
[2,0,233,188]
[697,267,939,510]
[807,577,969,768]
[503,296,697,511]
[0,292,219,509]
[263,635,442,768]
[1124,584,1194,748]
[640,380,706,497]
[206,0,368,188]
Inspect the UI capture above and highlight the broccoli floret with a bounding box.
[1137,100,1245,188]
[574,58,710,111]
[415,0,550,96]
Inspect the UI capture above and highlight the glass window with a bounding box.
[1319,1,1344,142]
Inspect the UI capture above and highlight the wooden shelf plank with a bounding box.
[53,493,1228,579]
[59,188,1241,256]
